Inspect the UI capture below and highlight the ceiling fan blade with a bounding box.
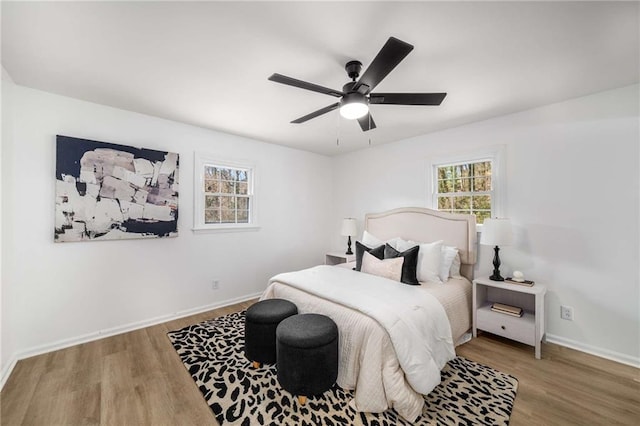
[357,113,376,132]
[291,103,339,124]
[354,37,414,94]
[269,73,343,98]
[369,92,447,105]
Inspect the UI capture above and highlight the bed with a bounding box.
[261,207,477,422]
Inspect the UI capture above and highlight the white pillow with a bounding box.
[394,238,416,252]
[440,246,459,282]
[362,230,401,250]
[361,251,404,282]
[395,238,443,284]
[450,252,462,278]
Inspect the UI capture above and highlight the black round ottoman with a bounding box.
[244,299,298,368]
[276,313,339,405]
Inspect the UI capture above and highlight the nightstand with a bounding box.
[472,277,547,359]
[325,252,355,266]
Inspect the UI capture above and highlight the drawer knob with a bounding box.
[501,325,506,330]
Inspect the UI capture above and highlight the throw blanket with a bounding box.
[268,265,455,395]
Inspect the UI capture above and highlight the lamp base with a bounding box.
[345,236,353,255]
[489,245,505,281]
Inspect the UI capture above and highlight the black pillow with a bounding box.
[384,244,420,285]
[355,241,385,271]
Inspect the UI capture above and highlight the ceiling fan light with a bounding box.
[339,102,368,119]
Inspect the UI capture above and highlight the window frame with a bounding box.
[193,152,259,233]
[427,146,505,229]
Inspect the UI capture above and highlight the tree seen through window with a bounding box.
[204,165,251,224]
[436,160,492,224]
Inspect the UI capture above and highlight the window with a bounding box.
[435,160,492,224]
[204,165,251,224]
[194,153,257,232]
[429,146,504,225]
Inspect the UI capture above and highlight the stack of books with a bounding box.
[491,302,523,317]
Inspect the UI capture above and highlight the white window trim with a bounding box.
[426,145,506,231]
[192,152,259,233]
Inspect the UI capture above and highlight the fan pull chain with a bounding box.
[368,113,372,146]
[335,107,341,146]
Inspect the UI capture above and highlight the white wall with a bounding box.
[332,85,640,365]
[1,66,14,383]
[0,82,332,379]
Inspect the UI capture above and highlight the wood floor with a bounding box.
[2,300,639,425]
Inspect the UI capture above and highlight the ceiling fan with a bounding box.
[268,37,447,132]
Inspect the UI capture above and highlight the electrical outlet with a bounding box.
[560,305,573,321]
[212,280,220,290]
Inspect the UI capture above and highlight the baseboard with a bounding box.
[0,292,261,391]
[0,355,18,391]
[546,333,640,368]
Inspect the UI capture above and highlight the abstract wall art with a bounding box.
[55,135,179,242]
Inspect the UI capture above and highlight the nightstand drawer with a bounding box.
[477,307,535,346]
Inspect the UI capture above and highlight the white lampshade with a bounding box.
[340,218,357,237]
[480,218,513,246]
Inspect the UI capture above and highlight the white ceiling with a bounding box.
[2,1,638,156]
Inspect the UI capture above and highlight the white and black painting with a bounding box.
[55,135,179,242]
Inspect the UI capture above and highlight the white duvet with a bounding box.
[263,265,456,422]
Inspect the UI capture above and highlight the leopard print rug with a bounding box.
[168,311,518,426]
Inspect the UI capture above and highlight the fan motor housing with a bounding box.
[340,91,368,107]
[342,81,358,93]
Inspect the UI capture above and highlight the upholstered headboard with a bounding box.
[364,207,477,281]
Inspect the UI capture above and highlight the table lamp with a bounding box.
[341,218,357,255]
[480,218,513,281]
